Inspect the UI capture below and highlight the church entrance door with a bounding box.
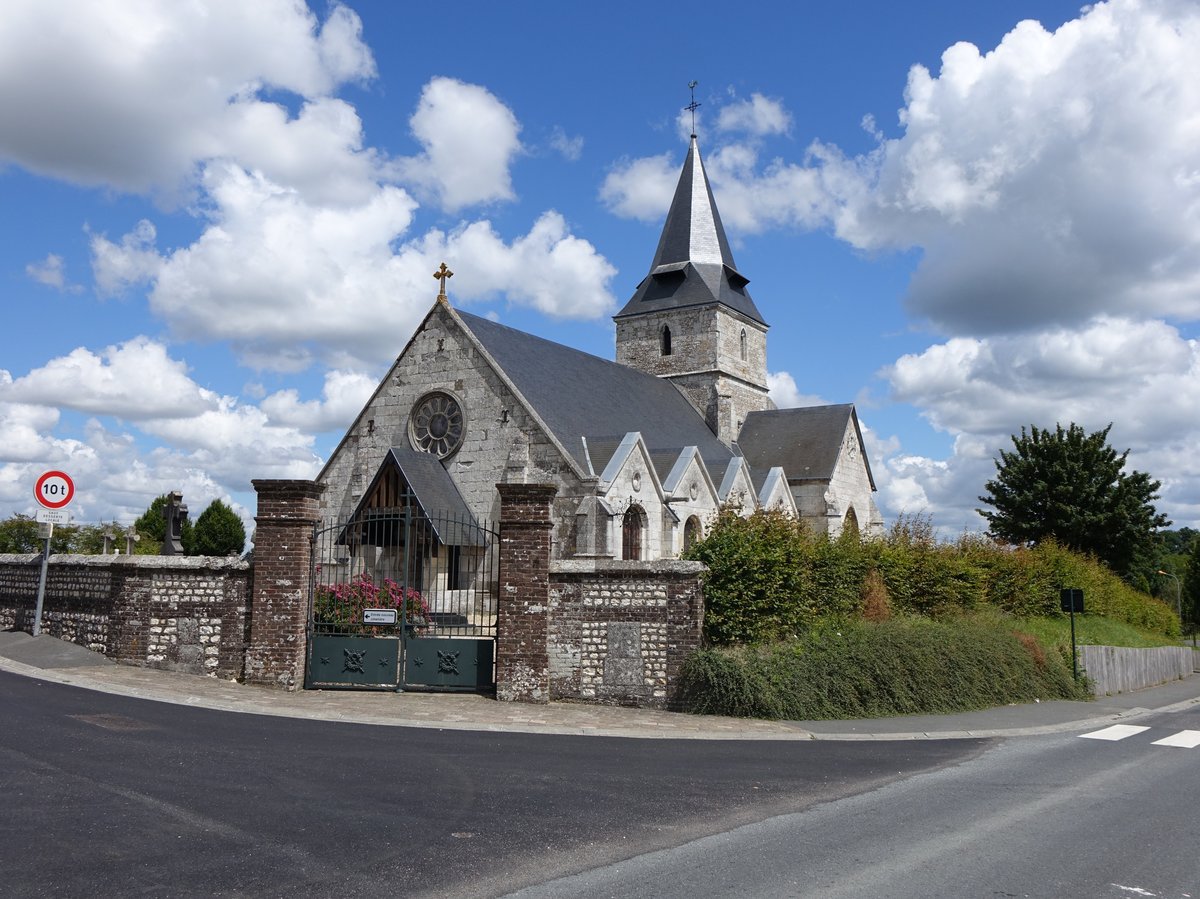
[305,507,499,692]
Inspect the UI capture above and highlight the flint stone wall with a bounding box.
[0,554,250,678]
[548,559,704,709]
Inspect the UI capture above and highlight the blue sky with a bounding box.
[3,0,1199,536]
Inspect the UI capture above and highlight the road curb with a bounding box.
[3,654,1198,742]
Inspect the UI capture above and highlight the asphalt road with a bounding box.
[0,671,982,898]
[511,704,1200,898]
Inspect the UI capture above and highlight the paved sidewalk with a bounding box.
[2,631,1199,741]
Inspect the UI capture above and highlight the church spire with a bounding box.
[614,136,766,327]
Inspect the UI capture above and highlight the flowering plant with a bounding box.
[313,573,431,635]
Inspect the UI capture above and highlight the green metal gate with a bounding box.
[305,505,498,692]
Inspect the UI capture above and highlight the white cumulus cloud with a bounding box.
[0,0,377,200]
[0,337,218,420]
[391,77,523,212]
[716,93,791,137]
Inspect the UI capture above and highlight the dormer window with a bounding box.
[661,325,672,356]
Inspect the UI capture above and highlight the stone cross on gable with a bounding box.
[434,262,454,303]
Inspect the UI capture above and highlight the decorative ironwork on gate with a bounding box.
[306,502,499,692]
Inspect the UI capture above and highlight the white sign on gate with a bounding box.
[363,608,398,625]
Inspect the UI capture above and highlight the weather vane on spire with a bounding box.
[685,80,701,137]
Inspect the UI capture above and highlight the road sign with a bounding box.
[35,508,70,524]
[35,470,75,510]
[1060,588,1084,614]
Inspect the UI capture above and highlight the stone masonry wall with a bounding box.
[317,303,589,557]
[0,554,250,678]
[548,559,704,709]
[615,306,772,444]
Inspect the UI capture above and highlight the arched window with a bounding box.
[622,505,645,561]
[739,328,747,361]
[682,516,701,553]
[842,506,860,539]
[661,325,672,356]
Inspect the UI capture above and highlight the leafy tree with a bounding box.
[1159,527,1198,557]
[0,515,93,554]
[978,423,1169,582]
[0,514,44,553]
[191,499,246,556]
[1185,538,1200,638]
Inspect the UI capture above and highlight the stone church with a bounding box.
[317,135,882,567]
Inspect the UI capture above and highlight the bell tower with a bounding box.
[614,135,773,445]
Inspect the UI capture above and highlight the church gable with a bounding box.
[717,457,758,514]
[661,446,721,556]
[757,467,798,515]
[595,432,670,561]
[317,301,584,528]
[824,411,883,537]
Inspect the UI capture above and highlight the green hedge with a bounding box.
[685,511,1179,646]
[676,616,1089,720]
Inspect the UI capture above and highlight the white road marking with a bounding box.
[1079,725,1151,741]
[1150,729,1200,748]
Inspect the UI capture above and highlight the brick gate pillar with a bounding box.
[245,479,324,689]
[496,483,557,703]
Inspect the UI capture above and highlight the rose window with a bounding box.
[409,392,465,458]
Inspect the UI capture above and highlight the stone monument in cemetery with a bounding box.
[162,491,188,555]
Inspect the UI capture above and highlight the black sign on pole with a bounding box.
[1060,588,1084,614]
[1060,588,1084,682]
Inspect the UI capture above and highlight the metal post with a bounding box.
[32,524,53,637]
[1070,605,1077,683]
[1157,569,1183,636]
[396,505,411,693]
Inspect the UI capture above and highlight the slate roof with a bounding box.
[351,447,483,546]
[738,404,877,490]
[458,310,734,478]
[614,136,766,327]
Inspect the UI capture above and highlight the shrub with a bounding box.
[677,615,1089,720]
[312,574,430,635]
[686,511,1179,646]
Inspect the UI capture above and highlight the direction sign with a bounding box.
[363,608,398,625]
[35,470,74,510]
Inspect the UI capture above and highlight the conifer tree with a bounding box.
[191,499,246,556]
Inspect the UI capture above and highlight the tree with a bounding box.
[1184,538,1200,638]
[191,499,246,556]
[978,423,1169,582]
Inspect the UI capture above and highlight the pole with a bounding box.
[32,523,53,637]
[1070,604,1077,683]
[1157,570,1183,635]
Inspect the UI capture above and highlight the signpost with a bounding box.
[1060,588,1085,683]
[32,471,75,637]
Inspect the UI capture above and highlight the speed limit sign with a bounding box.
[35,470,75,510]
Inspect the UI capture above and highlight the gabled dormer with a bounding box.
[614,136,774,445]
